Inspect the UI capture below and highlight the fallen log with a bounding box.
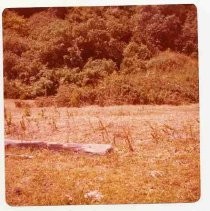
[5,139,113,155]
[6,153,34,159]
[5,140,48,148]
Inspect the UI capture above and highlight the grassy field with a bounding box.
[4,100,200,205]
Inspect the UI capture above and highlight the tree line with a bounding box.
[3,5,199,106]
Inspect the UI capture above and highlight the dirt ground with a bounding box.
[4,100,200,205]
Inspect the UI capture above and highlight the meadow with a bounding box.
[5,100,200,205]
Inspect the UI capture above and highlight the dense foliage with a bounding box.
[3,5,199,106]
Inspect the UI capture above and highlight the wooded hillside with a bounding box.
[3,5,199,106]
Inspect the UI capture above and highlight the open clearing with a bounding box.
[5,100,200,205]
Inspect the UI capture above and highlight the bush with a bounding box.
[146,50,196,73]
[95,73,142,106]
[3,78,33,99]
[14,100,31,108]
[3,51,19,79]
[80,58,118,86]
[123,42,152,60]
[35,96,56,107]
[4,79,21,99]
[55,84,81,107]
[120,56,147,74]
[120,42,150,74]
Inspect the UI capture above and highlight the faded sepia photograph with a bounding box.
[3,5,200,206]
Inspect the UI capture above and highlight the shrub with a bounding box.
[55,84,81,107]
[123,41,152,60]
[3,10,28,36]
[120,42,150,74]
[81,58,118,86]
[120,56,147,74]
[95,73,141,106]
[35,96,56,107]
[4,78,20,99]
[31,77,55,97]
[14,100,31,108]
[3,51,19,80]
[146,50,196,73]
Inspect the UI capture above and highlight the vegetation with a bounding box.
[5,100,200,205]
[3,5,198,106]
[4,5,200,206]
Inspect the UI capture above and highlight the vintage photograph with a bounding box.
[3,5,200,205]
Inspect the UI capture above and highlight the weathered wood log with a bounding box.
[5,140,48,148]
[6,153,34,159]
[5,139,113,155]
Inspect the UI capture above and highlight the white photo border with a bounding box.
[0,0,210,210]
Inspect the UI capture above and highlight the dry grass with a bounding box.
[4,100,200,205]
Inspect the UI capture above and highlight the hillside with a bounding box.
[3,5,198,106]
